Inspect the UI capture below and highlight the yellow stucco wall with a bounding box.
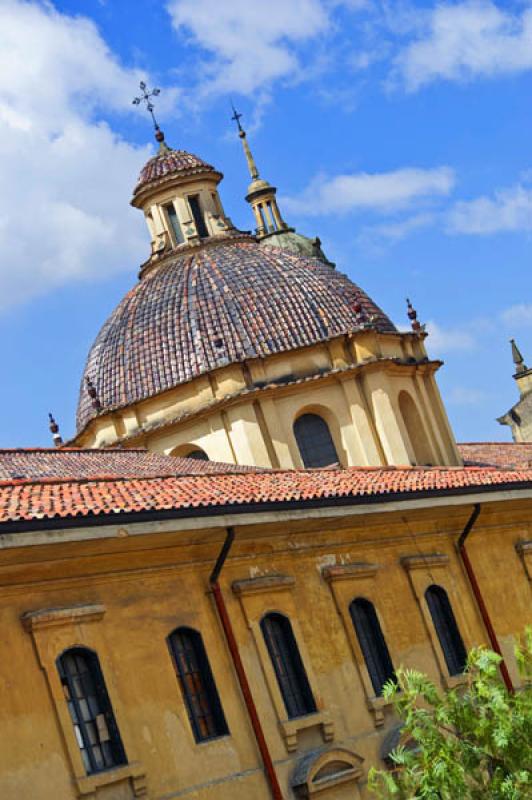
[0,497,530,799]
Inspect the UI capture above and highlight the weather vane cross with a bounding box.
[132,81,161,131]
[231,102,244,135]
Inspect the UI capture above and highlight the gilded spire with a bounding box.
[231,103,259,181]
[510,338,528,374]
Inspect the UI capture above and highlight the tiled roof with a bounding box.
[133,149,217,198]
[458,442,532,469]
[1,466,531,528]
[0,448,256,481]
[77,239,396,432]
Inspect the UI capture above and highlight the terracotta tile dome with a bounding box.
[133,148,218,200]
[77,239,396,432]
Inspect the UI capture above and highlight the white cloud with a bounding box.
[395,1,532,91]
[501,304,532,327]
[447,386,486,405]
[166,0,329,95]
[282,167,455,216]
[447,182,532,234]
[362,212,435,242]
[0,0,159,311]
[425,321,478,355]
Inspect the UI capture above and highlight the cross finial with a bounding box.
[132,81,166,144]
[230,102,245,138]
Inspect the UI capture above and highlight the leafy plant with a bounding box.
[368,630,532,800]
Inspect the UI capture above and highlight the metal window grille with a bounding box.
[188,195,209,239]
[425,585,467,676]
[261,613,316,719]
[350,598,396,696]
[293,414,339,468]
[57,648,126,775]
[168,627,228,742]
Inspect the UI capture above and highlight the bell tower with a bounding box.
[231,105,289,238]
[498,339,532,441]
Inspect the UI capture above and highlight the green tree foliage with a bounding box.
[368,630,532,800]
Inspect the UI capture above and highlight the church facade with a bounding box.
[0,118,531,800]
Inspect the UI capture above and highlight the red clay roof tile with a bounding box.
[77,240,396,432]
[458,442,532,469]
[1,466,531,527]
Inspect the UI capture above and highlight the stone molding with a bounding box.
[401,553,449,572]
[322,562,379,582]
[21,603,105,632]
[232,574,295,596]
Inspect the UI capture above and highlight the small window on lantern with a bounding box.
[164,203,184,245]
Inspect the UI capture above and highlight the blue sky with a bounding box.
[1,0,531,447]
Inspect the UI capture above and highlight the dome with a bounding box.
[260,230,335,266]
[77,237,396,433]
[132,148,219,203]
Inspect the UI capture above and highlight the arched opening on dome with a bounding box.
[293,413,339,468]
[398,391,433,465]
[171,445,210,461]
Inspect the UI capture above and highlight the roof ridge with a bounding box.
[458,441,530,446]
[0,447,150,454]
[0,464,523,489]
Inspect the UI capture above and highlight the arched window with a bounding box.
[398,391,433,465]
[425,585,467,676]
[349,598,395,696]
[260,612,316,719]
[186,449,209,461]
[57,648,126,775]
[293,413,339,468]
[168,627,228,742]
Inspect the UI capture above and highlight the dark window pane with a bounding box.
[57,648,126,775]
[261,613,316,719]
[166,204,184,245]
[293,414,339,468]
[425,585,467,676]
[168,627,228,743]
[186,449,209,461]
[350,598,395,696]
[188,195,209,238]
